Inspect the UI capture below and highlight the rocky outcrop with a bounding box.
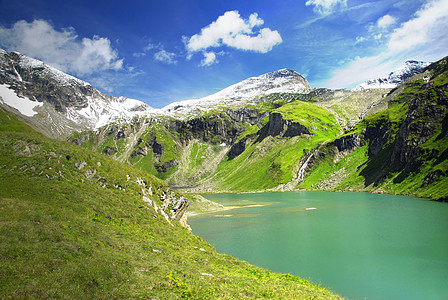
[332,133,361,153]
[391,88,448,177]
[363,120,393,157]
[173,114,246,145]
[226,108,268,125]
[259,113,310,139]
[228,136,253,160]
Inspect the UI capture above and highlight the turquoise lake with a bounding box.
[188,191,448,300]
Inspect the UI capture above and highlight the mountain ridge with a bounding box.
[1,49,447,202]
[1,48,429,133]
[0,49,155,137]
[353,60,430,91]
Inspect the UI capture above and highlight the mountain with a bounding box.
[0,49,446,201]
[68,57,447,201]
[0,50,311,134]
[302,57,448,201]
[0,49,155,138]
[161,68,311,118]
[353,60,430,91]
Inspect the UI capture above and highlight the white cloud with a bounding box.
[355,36,367,43]
[0,19,123,75]
[185,10,282,61]
[374,33,383,40]
[133,52,146,58]
[324,0,448,89]
[200,52,217,66]
[154,49,177,64]
[144,42,159,52]
[377,15,397,29]
[388,0,448,51]
[75,36,123,74]
[305,0,348,15]
[324,55,396,88]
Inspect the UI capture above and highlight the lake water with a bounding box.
[188,191,448,300]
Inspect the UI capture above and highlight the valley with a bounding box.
[1,48,447,298]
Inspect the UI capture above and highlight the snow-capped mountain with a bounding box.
[161,68,311,118]
[0,50,312,132]
[0,49,155,137]
[353,60,430,91]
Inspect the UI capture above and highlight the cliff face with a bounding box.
[258,113,310,139]
[301,57,448,201]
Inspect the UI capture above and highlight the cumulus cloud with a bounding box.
[154,49,177,64]
[0,19,123,75]
[377,15,397,29]
[324,0,448,89]
[305,0,348,15]
[185,10,282,65]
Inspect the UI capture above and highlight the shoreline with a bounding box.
[187,204,265,217]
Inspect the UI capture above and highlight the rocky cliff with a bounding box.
[301,56,448,201]
[2,48,446,200]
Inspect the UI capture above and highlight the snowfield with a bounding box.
[0,84,43,117]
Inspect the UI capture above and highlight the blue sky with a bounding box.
[0,0,447,108]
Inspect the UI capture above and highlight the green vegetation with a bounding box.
[0,107,340,299]
[205,100,342,191]
[301,57,448,201]
[64,57,448,201]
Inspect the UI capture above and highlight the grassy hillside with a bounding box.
[0,107,341,299]
[69,87,386,193]
[212,101,341,191]
[300,57,448,201]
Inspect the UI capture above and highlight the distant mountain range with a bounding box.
[1,48,447,202]
[0,48,429,136]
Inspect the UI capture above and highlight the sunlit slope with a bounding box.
[300,56,448,201]
[202,101,342,191]
[0,108,341,299]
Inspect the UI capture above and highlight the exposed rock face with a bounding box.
[332,133,361,153]
[0,49,154,138]
[363,121,393,157]
[391,87,448,176]
[226,108,268,125]
[228,137,250,160]
[174,114,246,145]
[259,113,310,139]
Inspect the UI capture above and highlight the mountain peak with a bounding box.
[264,68,303,80]
[353,60,430,91]
[0,49,155,136]
[161,68,311,118]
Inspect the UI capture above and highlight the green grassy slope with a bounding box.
[300,57,448,201]
[203,101,342,192]
[0,108,340,299]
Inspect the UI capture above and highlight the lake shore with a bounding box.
[186,194,265,216]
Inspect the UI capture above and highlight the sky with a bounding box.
[0,0,447,108]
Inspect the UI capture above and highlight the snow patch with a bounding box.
[0,84,43,116]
